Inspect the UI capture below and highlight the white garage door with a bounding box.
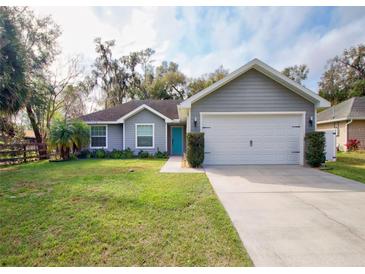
[202,113,303,165]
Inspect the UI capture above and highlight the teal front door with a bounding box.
[171,127,183,155]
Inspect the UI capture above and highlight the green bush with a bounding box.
[305,132,326,167]
[186,132,204,168]
[110,149,123,159]
[122,148,134,159]
[69,154,78,161]
[138,150,150,159]
[77,149,91,159]
[95,149,106,159]
[155,150,168,159]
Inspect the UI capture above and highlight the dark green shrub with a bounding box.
[70,154,78,160]
[186,132,204,168]
[110,149,123,159]
[138,150,150,159]
[78,149,90,159]
[122,148,134,159]
[95,149,106,159]
[305,132,326,167]
[90,150,96,158]
[155,150,168,159]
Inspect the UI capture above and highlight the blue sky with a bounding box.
[34,6,365,92]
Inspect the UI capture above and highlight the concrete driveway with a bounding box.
[205,165,365,266]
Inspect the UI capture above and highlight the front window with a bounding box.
[136,124,154,148]
[90,125,107,148]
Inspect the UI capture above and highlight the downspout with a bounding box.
[345,119,353,151]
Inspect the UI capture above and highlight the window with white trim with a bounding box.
[90,125,107,148]
[136,124,154,148]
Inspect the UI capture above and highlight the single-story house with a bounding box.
[81,59,330,165]
[317,96,365,151]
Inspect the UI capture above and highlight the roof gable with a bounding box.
[116,104,172,122]
[180,58,330,109]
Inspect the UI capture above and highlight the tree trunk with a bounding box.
[26,104,48,159]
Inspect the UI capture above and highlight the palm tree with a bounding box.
[49,119,90,160]
[48,119,74,160]
[71,120,90,153]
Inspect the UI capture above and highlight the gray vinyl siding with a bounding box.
[124,109,166,154]
[107,124,123,150]
[89,124,123,151]
[190,69,315,133]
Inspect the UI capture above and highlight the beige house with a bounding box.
[317,97,365,151]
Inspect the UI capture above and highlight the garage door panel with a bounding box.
[202,114,302,165]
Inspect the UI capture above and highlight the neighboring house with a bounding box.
[24,130,36,143]
[317,96,365,151]
[81,59,329,165]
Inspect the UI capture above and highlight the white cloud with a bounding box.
[34,7,121,63]
[31,6,365,93]
[268,14,365,89]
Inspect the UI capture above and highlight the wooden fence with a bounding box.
[0,143,49,165]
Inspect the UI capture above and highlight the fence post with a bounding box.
[23,144,27,163]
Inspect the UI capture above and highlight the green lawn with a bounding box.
[0,159,252,266]
[325,151,365,183]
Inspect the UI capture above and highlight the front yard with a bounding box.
[325,151,365,183]
[0,159,252,266]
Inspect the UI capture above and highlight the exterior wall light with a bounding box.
[194,116,198,128]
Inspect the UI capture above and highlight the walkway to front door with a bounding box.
[160,156,204,173]
[171,127,183,155]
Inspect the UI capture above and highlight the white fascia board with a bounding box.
[317,117,365,124]
[117,104,172,123]
[166,119,181,124]
[85,121,121,124]
[179,58,330,109]
[317,118,346,124]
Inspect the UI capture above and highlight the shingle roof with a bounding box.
[80,100,181,122]
[317,97,365,123]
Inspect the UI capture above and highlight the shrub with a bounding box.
[186,132,204,168]
[110,149,123,159]
[155,150,168,159]
[78,149,91,159]
[69,154,78,160]
[122,148,134,159]
[305,132,326,167]
[138,150,150,159]
[346,139,360,151]
[95,149,106,158]
[89,150,97,158]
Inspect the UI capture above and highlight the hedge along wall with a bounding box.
[305,131,326,167]
[186,133,204,168]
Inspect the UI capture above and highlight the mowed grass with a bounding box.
[0,159,252,266]
[325,151,365,183]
